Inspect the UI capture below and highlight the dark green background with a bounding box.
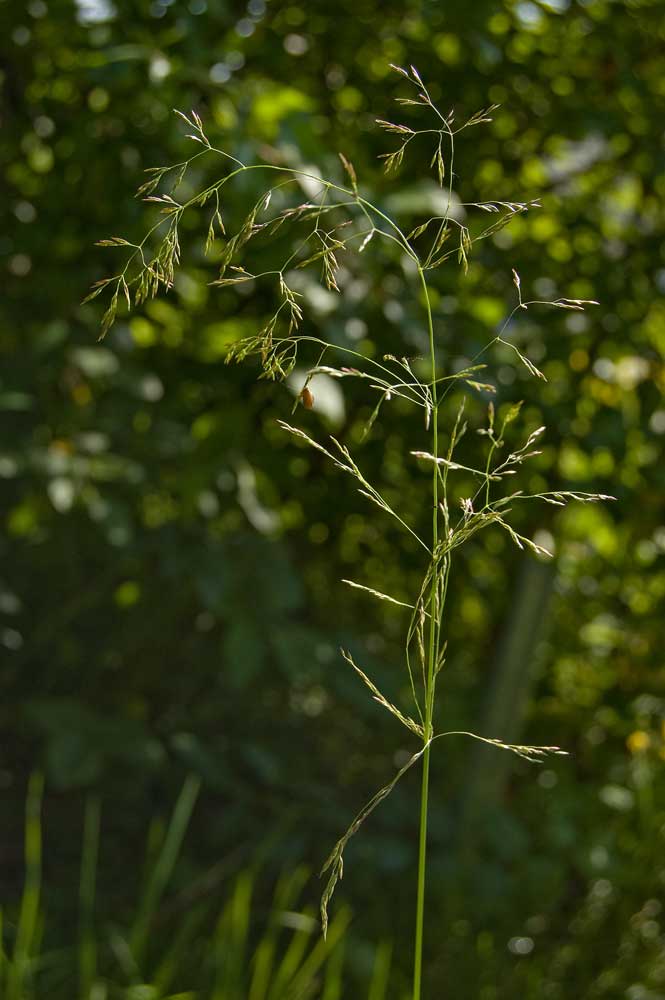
[2,0,664,996]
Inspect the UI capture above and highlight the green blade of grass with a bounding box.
[152,905,207,995]
[368,941,392,1000]
[320,932,345,1000]
[79,795,101,1000]
[129,775,201,970]
[7,772,44,1000]
[210,869,253,1000]
[265,911,315,1000]
[283,907,351,1000]
[0,905,5,997]
[248,867,310,1000]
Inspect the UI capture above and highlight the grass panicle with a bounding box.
[87,63,611,1000]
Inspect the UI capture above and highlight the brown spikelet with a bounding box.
[301,386,314,410]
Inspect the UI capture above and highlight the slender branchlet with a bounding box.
[87,63,612,1000]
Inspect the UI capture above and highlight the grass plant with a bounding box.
[0,776,366,999]
[88,64,612,998]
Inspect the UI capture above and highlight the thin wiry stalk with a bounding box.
[413,264,439,1000]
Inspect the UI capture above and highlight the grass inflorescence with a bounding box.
[87,63,612,999]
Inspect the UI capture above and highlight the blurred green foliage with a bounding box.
[1,775,363,999]
[1,0,665,995]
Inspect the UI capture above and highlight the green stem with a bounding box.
[413,267,439,1000]
[413,741,431,1000]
